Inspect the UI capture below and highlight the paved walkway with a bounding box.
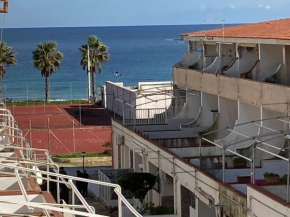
[75,190,110,216]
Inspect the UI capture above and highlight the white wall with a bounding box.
[105,81,173,118]
[0,177,30,190]
[0,194,45,214]
[248,186,290,217]
[224,46,257,77]
[198,199,216,217]
[215,102,260,150]
[112,120,247,217]
[217,97,238,139]
[259,44,283,81]
[221,44,236,68]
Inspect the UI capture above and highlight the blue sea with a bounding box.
[2,25,219,101]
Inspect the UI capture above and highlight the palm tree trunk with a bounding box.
[91,72,96,102]
[45,76,50,103]
[0,77,2,102]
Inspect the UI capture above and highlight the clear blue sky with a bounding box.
[4,0,290,28]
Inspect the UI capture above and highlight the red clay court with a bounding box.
[8,104,113,155]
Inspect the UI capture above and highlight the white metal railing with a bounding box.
[123,106,185,126]
[0,105,143,217]
[98,170,112,207]
[124,108,167,125]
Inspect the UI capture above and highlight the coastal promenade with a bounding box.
[8,103,112,156]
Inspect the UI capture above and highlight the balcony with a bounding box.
[173,67,290,113]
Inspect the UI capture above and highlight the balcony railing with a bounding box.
[123,106,184,126]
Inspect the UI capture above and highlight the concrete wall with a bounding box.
[215,102,260,149]
[285,45,290,85]
[221,44,236,68]
[177,90,201,119]
[217,97,238,139]
[259,44,283,81]
[224,46,257,77]
[173,67,290,113]
[196,92,218,128]
[198,200,216,217]
[175,51,200,68]
[204,44,217,67]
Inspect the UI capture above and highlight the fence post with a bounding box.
[44,101,46,129]
[147,109,150,124]
[26,85,28,106]
[79,101,82,127]
[70,82,72,105]
[73,119,76,153]
[59,87,62,104]
[4,84,6,103]
[123,103,125,125]
[165,107,167,123]
[48,117,50,153]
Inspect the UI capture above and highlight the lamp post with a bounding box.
[82,152,86,171]
[112,71,122,82]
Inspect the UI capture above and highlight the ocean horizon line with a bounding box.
[3,23,242,30]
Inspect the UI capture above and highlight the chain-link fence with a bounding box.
[1,82,103,105]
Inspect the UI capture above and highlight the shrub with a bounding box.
[233,157,247,164]
[281,174,288,184]
[149,205,174,215]
[103,142,112,155]
[118,173,157,202]
[264,172,280,178]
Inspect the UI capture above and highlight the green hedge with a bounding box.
[53,152,110,158]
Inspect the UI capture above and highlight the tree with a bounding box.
[32,42,63,103]
[0,42,17,99]
[79,35,109,101]
[118,172,157,202]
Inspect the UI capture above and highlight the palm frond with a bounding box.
[79,35,110,75]
[32,41,63,77]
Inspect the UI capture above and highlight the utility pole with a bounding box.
[87,45,91,103]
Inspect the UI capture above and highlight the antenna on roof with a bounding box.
[204,19,226,42]
[204,19,226,75]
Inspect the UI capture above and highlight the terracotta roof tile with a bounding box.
[183,18,290,40]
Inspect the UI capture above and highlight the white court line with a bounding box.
[54,105,63,113]
[87,130,105,144]
[65,115,78,125]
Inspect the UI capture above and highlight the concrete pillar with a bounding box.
[202,42,206,69]
[134,152,143,172]
[256,43,261,80]
[282,45,286,85]
[174,175,182,217]
[113,134,119,169]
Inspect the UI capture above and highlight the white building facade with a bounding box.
[111,19,290,217]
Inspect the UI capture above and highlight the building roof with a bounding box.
[183,18,290,40]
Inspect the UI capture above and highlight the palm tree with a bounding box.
[32,42,63,103]
[79,35,109,101]
[0,42,17,100]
